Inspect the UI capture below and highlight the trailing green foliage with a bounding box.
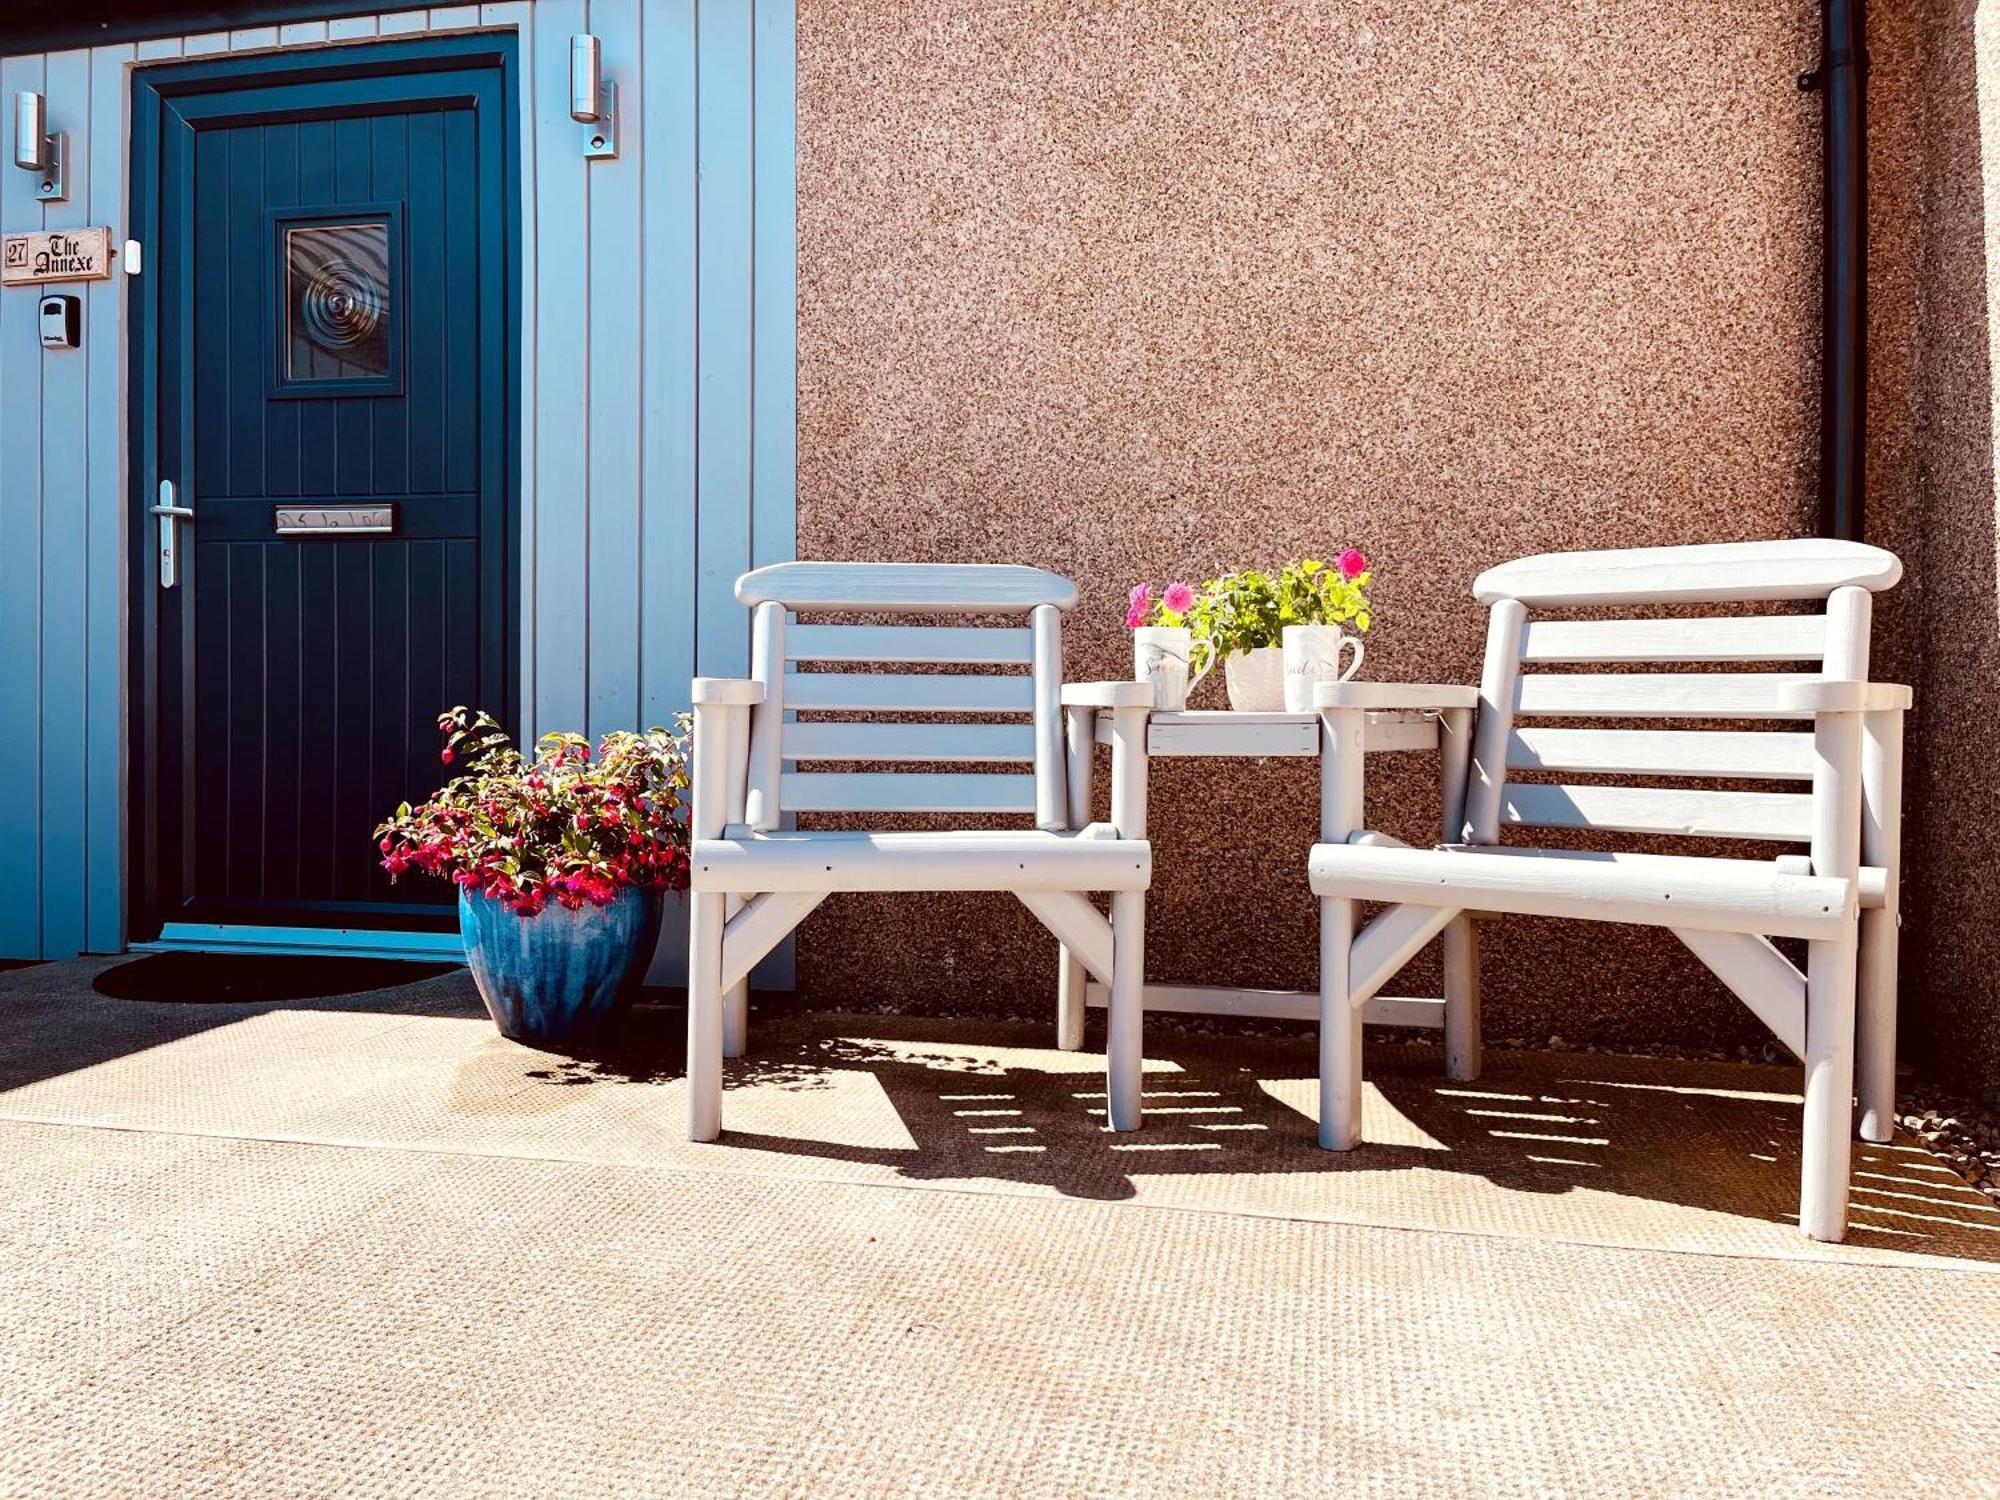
[1185,558,1373,676]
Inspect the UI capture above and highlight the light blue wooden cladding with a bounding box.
[85,42,129,954]
[750,0,797,591]
[0,2,797,962]
[528,0,591,737]
[38,47,92,963]
[0,52,48,959]
[637,0,700,739]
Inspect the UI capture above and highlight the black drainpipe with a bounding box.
[1802,0,1867,541]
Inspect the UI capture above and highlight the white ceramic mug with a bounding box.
[1281,624,1365,712]
[1132,626,1193,711]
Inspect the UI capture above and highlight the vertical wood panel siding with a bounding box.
[0,53,48,958]
[0,1,797,962]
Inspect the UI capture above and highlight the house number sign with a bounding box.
[2,226,113,286]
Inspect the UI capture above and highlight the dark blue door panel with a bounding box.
[130,36,520,936]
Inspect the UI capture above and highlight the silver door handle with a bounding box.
[150,479,193,589]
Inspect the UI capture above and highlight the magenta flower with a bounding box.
[1163,580,1195,615]
[1124,583,1152,630]
[1337,548,1367,580]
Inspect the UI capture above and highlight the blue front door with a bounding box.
[130,36,520,940]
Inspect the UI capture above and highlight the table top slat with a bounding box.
[1085,708,1441,757]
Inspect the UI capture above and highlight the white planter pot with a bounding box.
[1280,624,1365,711]
[1223,647,1287,712]
[1132,626,1193,711]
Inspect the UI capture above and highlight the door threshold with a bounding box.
[137,923,463,963]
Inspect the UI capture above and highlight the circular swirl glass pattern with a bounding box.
[284,220,392,383]
[299,258,385,351]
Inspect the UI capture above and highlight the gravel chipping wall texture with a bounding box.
[792,0,1998,1097]
[1895,0,2000,1101]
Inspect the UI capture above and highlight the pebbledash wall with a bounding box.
[789,0,2000,1102]
[0,1,795,980]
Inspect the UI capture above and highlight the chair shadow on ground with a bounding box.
[23,958,1993,1262]
[545,1002,2000,1263]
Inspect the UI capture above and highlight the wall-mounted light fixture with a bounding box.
[569,35,618,161]
[13,90,65,201]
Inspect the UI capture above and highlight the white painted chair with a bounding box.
[1306,539,1909,1242]
[684,562,1155,1143]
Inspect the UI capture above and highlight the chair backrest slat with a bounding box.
[1475,540,1901,607]
[786,672,1036,715]
[1508,727,1814,781]
[782,771,1038,815]
[785,721,1036,763]
[1520,614,1826,664]
[787,624,1035,665]
[1463,539,1901,853]
[1514,673,1821,720]
[737,562,1078,613]
[1498,784,1813,843]
[732,561,1076,831]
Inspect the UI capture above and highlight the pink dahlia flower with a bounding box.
[1337,548,1367,580]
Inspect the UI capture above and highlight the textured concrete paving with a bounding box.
[3,958,1997,1497]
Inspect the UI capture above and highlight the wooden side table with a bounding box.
[1060,700,1482,1086]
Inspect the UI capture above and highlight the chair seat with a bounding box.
[1307,842,1853,940]
[692,828,1151,894]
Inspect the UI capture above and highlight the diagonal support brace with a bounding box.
[1017,890,1114,987]
[1672,927,1806,1060]
[1348,902,1462,1011]
[721,891,827,992]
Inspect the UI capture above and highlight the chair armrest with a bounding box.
[1061,680,1156,709]
[1062,684,1153,837]
[1346,829,1411,850]
[1314,681,1479,712]
[689,681,759,839]
[691,677,766,707]
[1777,681,1912,714]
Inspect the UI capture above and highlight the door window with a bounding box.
[271,205,403,396]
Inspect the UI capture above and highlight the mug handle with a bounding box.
[1188,641,1217,696]
[1337,634,1365,683]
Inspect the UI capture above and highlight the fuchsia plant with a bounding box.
[375,708,692,917]
[1125,580,1197,629]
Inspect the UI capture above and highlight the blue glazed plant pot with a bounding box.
[458,884,665,1043]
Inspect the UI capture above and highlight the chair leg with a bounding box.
[1442,915,1481,1083]
[1798,924,1859,1242]
[1105,889,1144,1131]
[1319,893,1361,1150]
[687,890,726,1143]
[722,893,749,1058]
[1056,945,1087,1052]
[723,979,750,1059]
[1855,905,1898,1144]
